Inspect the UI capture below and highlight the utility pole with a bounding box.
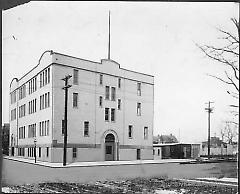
[205,101,214,159]
[62,75,72,166]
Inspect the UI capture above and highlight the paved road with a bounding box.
[2,157,237,186]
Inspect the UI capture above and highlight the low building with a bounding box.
[153,143,200,160]
[1,123,10,155]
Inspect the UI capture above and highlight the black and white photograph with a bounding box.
[1,1,239,193]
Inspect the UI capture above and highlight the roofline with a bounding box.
[53,51,154,78]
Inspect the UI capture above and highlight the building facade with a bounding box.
[9,50,154,163]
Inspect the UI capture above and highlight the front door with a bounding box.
[105,142,114,161]
[105,133,115,161]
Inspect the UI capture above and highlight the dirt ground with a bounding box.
[2,177,237,193]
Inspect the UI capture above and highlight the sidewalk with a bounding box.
[3,156,195,168]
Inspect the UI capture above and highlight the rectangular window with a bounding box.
[11,109,16,121]
[118,78,121,88]
[46,147,49,157]
[118,99,121,110]
[39,147,41,157]
[73,93,78,108]
[137,103,141,116]
[73,69,78,85]
[99,96,103,107]
[45,93,47,108]
[47,67,50,84]
[137,82,141,96]
[144,127,148,140]
[35,77,37,91]
[40,73,42,88]
[105,108,109,121]
[84,121,89,137]
[47,120,49,136]
[45,69,48,85]
[128,125,133,138]
[62,120,65,135]
[39,122,42,136]
[111,87,116,101]
[100,74,103,85]
[105,86,110,100]
[111,108,115,122]
[47,92,50,108]
[73,147,77,158]
[43,71,45,86]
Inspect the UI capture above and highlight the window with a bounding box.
[39,147,41,157]
[153,149,155,155]
[45,93,47,108]
[47,67,50,84]
[105,86,110,100]
[73,148,77,158]
[128,125,133,138]
[11,109,16,121]
[19,127,25,139]
[47,92,50,107]
[42,71,45,86]
[40,73,42,88]
[46,120,49,136]
[28,124,36,138]
[99,96,103,107]
[137,103,141,116]
[100,74,103,85]
[73,93,78,108]
[118,78,121,88]
[111,87,116,101]
[84,121,89,137]
[111,108,115,122]
[62,120,65,135]
[105,108,109,121]
[46,147,49,157]
[137,82,141,96]
[11,91,17,104]
[158,149,160,156]
[144,127,148,140]
[45,69,48,85]
[118,99,121,110]
[73,69,78,85]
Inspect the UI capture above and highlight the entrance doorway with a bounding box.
[105,133,115,161]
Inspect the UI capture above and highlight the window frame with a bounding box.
[73,93,78,108]
[105,108,109,121]
[84,121,89,137]
[128,125,133,139]
[73,69,79,85]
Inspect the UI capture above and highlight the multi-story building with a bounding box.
[9,50,154,163]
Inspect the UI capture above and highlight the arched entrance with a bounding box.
[105,133,115,161]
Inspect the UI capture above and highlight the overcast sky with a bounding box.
[2,2,239,143]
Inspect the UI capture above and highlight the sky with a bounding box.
[2,2,239,143]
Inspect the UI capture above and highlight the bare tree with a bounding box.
[222,121,238,144]
[197,18,239,120]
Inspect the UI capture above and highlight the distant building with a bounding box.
[153,143,200,159]
[9,50,154,163]
[153,134,178,144]
[1,123,10,155]
[201,136,238,156]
